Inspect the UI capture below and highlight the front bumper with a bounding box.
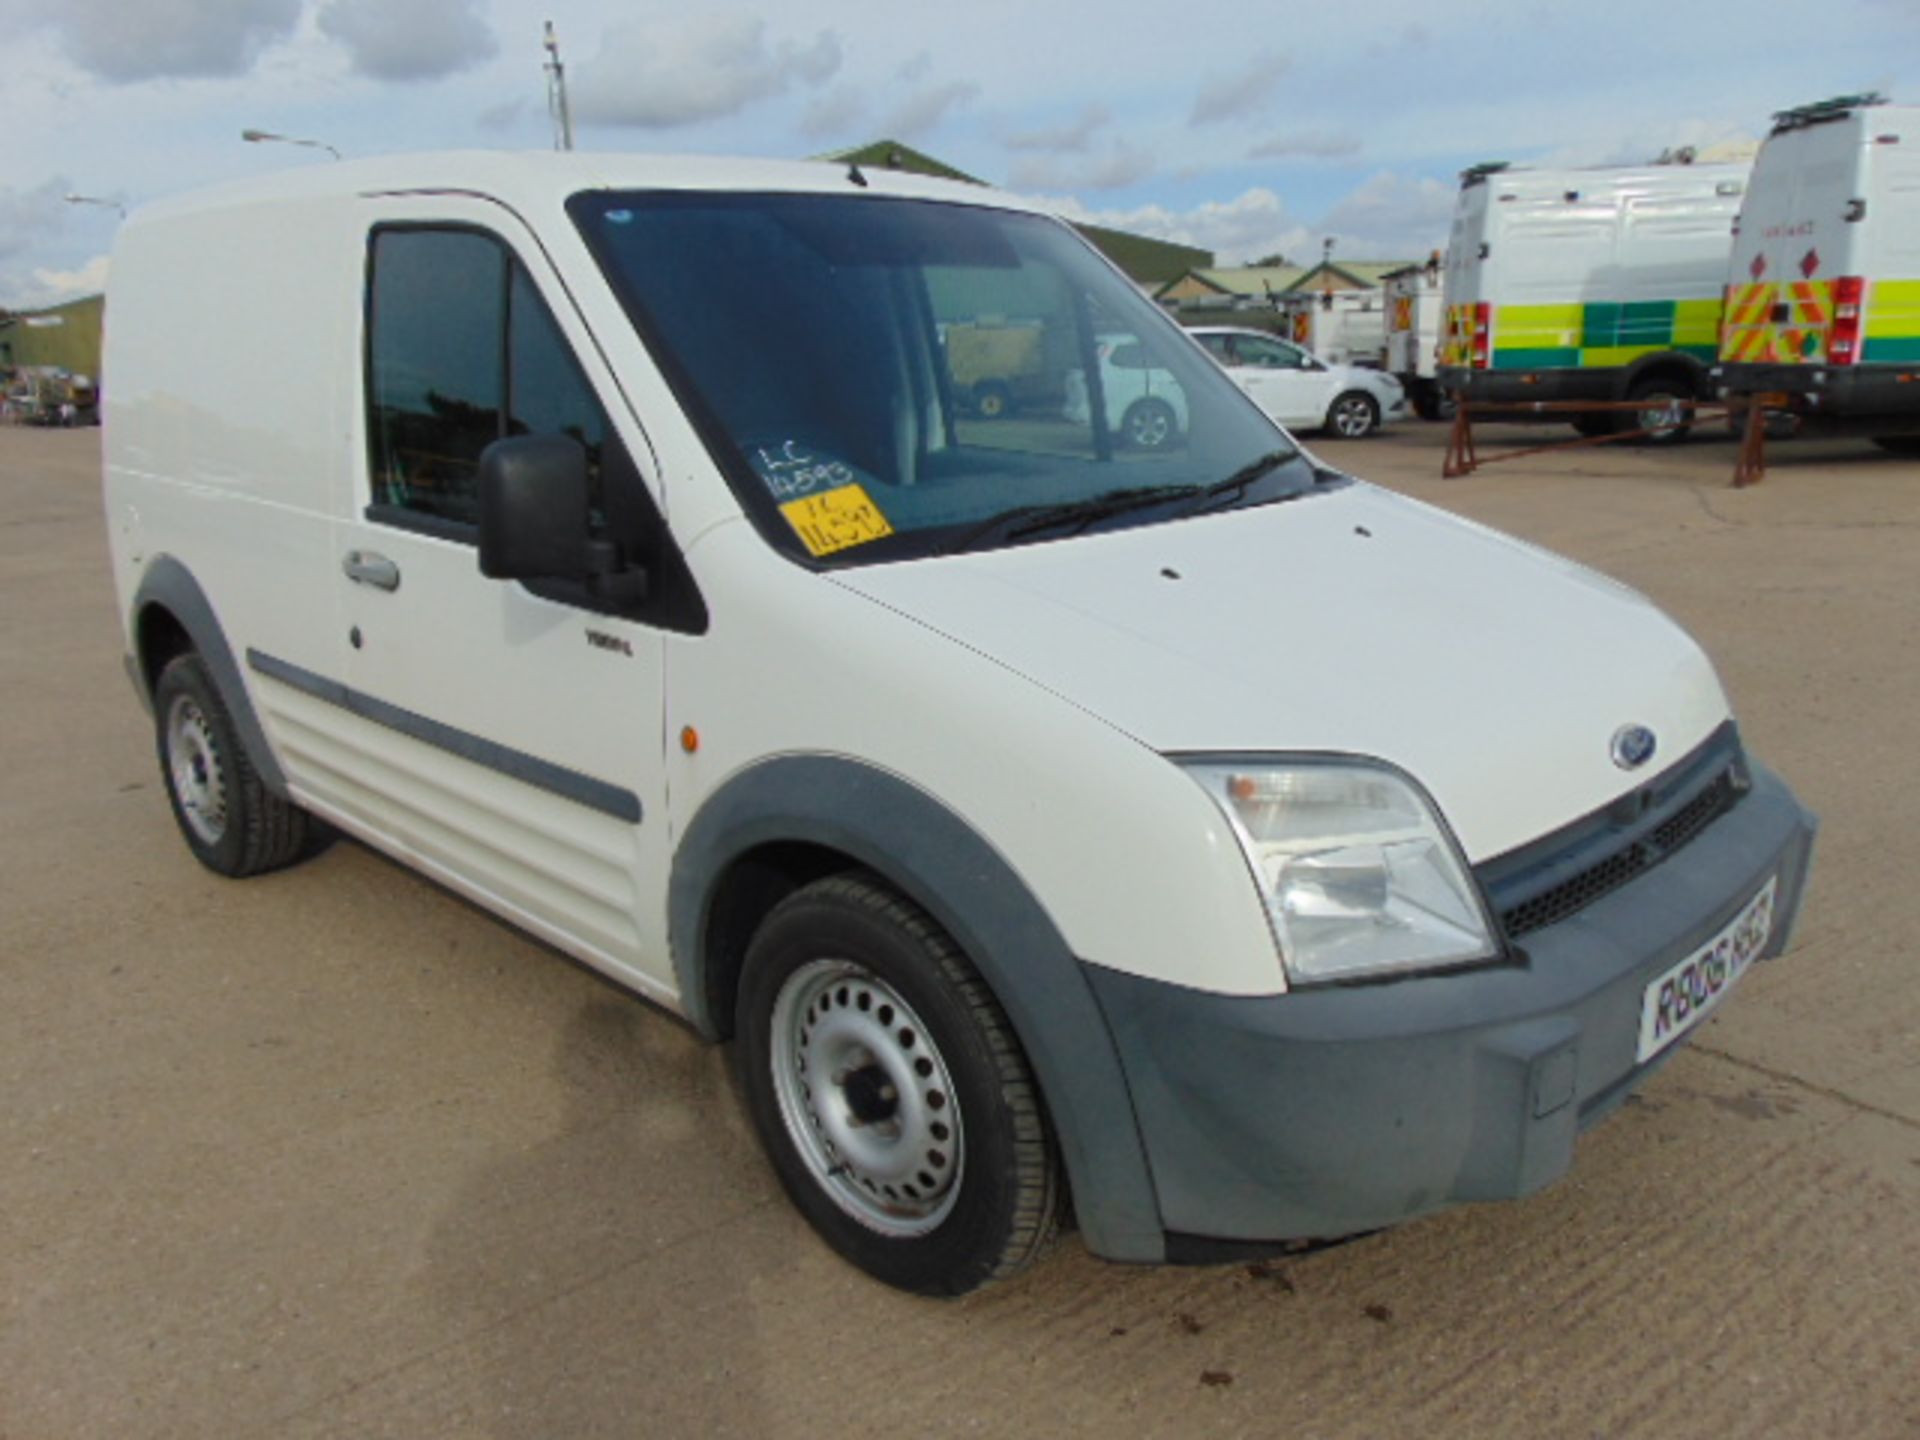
[1083,763,1816,1247]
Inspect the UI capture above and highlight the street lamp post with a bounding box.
[241,129,343,161]
[65,193,127,218]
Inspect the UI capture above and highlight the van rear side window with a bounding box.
[364,227,611,531]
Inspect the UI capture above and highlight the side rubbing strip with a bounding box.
[246,648,643,824]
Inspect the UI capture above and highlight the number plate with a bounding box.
[1636,877,1777,1063]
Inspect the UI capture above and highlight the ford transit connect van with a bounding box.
[105,154,1816,1295]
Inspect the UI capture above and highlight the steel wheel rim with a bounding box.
[1333,397,1373,436]
[165,694,227,846]
[1128,404,1170,448]
[1638,394,1684,436]
[770,959,964,1237]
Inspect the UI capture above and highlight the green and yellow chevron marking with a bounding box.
[1489,298,1722,371]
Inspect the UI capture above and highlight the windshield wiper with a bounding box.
[1182,448,1303,516]
[943,484,1203,554]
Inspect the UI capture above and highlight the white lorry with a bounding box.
[104,154,1815,1295]
[1381,256,1450,419]
[1716,93,1920,450]
[1440,158,1750,440]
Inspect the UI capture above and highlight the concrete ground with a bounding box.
[2,420,1916,1439]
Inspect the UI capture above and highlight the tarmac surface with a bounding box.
[2,419,1917,1438]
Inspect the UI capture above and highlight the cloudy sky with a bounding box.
[0,0,1909,307]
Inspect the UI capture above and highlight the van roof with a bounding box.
[1768,92,1888,134]
[131,149,1042,228]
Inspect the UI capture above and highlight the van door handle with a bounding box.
[341,550,401,591]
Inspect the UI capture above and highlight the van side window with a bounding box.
[365,227,611,531]
[367,230,505,525]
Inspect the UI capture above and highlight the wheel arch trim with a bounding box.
[129,555,290,798]
[669,753,1167,1261]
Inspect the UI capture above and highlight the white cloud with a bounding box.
[883,80,980,138]
[1316,171,1456,258]
[1008,142,1155,193]
[316,0,496,81]
[1248,129,1363,161]
[1536,115,1760,169]
[1031,186,1311,267]
[1190,52,1289,125]
[799,87,868,141]
[895,50,934,84]
[1005,104,1111,154]
[7,0,300,82]
[0,180,71,265]
[27,254,112,305]
[572,16,841,129]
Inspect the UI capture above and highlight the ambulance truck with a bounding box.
[1382,256,1449,419]
[1278,288,1387,369]
[1716,94,1920,449]
[1440,159,1750,441]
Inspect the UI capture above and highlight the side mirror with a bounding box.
[477,435,610,582]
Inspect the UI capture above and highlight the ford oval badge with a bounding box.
[1611,725,1658,771]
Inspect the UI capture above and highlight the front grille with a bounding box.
[1479,725,1747,943]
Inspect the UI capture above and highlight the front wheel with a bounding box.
[1326,390,1380,438]
[153,653,329,876]
[737,873,1061,1295]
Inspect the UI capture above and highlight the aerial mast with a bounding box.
[544,21,575,152]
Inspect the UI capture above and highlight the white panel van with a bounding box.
[1717,94,1920,450]
[105,154,1816,1295]
[1440,159,1750,441]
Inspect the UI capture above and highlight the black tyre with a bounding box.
[1871,436,1920,455]
[737,872,1061,1296]
[1325,390,1380,438]
[1623,376,1693,444]
[153,653,329,877]
[1411,384,1455,423]
[972,381,1012,420]
[1120,396,1178,450]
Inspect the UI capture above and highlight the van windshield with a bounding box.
[571,190,1314,566]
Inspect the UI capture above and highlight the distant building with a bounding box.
[814,139,1213,289]
[1156,265,1308,306]
[1157,259,1417,309]
[0,294,104,377]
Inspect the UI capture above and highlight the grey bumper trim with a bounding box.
[1085,762,1816,1245]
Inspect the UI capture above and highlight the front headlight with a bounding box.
[1182,760,1500,985]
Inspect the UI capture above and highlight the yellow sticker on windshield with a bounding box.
[780,484,895,558]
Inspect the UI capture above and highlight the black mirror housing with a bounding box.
[478,435,597,581]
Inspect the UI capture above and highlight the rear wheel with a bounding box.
[1624,376,1693,444]
[737,873,1061,1295]
[153,653,329,877]
[1326,390,1380,438]
[1411,384,1455,422]
[1120,397,1178,450]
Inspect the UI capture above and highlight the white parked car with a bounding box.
[1061,333,1190,449]
[103,153,1814,1298]
[1189,325,1407,437]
